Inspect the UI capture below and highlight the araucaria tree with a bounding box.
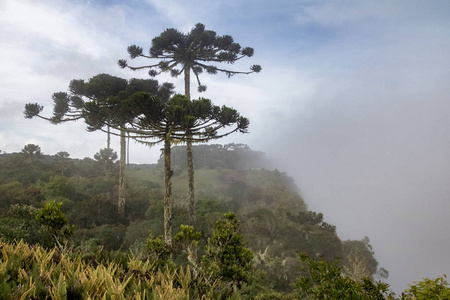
[119,23,261,227]
[21,144,42,162]
[84,92,249,245]
[24,74,173,217]
[68,75,173,217]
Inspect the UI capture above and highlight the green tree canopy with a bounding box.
[24,74,174,143]
[119,23,261,94]
[297,252,390,300]
[94,148,118,163]
[24,74,174,217]
[119,23,260,228]
[21,144,42,162]
[202,212,254,289]
[84,92,248,245]
[36,201,74,250]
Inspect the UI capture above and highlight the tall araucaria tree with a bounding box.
[84,92,249,245]
[24,74,173,217]
[118,23,261,227]
[69,76,173,217]
[21,144,42,162]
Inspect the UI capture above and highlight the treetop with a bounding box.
[118,23,261,93]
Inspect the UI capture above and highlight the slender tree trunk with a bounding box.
[184,67,190,100]
[187,136,195,227]
[127,133,130,166]
[164,132,173,246]
[118,128,126,217]
[184,67,196,227]
[107,125,111,149]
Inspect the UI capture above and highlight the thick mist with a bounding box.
[262,66,450,293]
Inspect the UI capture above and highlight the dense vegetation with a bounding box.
[1,144,449,298]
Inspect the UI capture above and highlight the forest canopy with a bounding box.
[0,144,396,298]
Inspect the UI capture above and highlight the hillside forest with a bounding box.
[0,144,381,297]
[1,144,448,299]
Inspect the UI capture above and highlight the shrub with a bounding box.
[402,275,450,299]
[297,252,391,300]
[202,212,254,289]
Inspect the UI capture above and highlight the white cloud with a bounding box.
[293,0,405,27]
[1,1,103,56]
[143,0,222,30]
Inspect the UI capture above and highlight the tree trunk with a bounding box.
[187,137,195,227]
[107,125,111,149]
[184,67,196,227]
[184,67,191,100]
[118,128,126,217]
[127,133,130,166]
[164,132,173,246]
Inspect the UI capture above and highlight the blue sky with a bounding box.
[1,0,450,293]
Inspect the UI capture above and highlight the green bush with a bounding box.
[202,212,254,289]
[402,275,450,299]
[146,230,172,269]
[36,201,74,249]
[297,252,392,300]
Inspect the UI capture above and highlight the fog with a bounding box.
[263,68,450,292]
